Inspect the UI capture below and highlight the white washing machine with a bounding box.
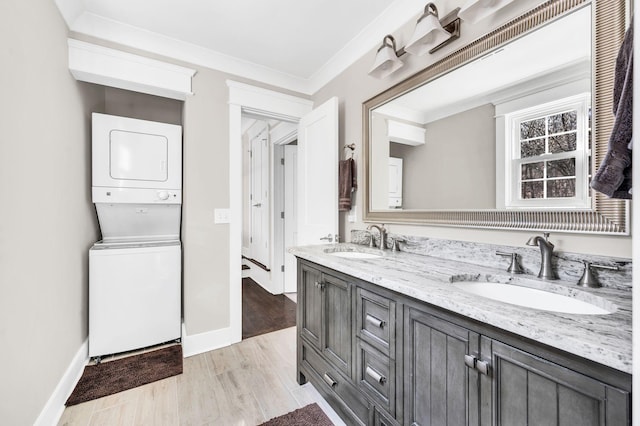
[89,241,181,357]
[89,113,183,359]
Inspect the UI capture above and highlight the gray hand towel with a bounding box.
[339,158,356,211]
[591,22,633,199]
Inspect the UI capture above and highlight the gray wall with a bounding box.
[0,0,103,424]
[390,104,496,210]
[104,87,183,125]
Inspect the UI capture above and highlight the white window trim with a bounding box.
[503,93,591,210]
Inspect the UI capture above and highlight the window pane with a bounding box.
[522,181,544,199]
[549,133,577,153]
[521,162,544,180]
[520,118,545,139]
[548,111,577,133]
[520,138,545,158]
[547,178,576,198]
[547,158,575,178]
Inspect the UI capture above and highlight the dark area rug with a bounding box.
[259,403,334,426]
[66,344,182,406]
[242,277,296,339]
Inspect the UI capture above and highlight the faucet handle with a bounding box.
[366,231,376,248]
[496,251,524,274]
[577,260,619,288]
[391,237,405,252]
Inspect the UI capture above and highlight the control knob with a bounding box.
[157,190,170,200]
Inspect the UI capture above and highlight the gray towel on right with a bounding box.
[591,22,633,199]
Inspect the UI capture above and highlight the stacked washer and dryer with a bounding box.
[89,113,182,361]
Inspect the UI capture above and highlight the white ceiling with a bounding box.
[54,0,433,94]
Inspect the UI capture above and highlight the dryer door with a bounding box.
[92,113,182,190]
[110,130,168,182]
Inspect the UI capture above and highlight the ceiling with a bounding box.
[54,0,433,94]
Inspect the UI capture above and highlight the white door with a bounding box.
[283,144,298,293]
[296,97,339,247]
[250,131,270,268]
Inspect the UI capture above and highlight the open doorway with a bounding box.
[241,114,298,295]
[240,114,298,339]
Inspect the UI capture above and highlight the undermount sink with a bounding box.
[327,251,383,259]
[453,281,614,315]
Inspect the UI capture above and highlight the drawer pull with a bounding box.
[323,372,337,388]
[365,366,386,385]
[365,314,385,328]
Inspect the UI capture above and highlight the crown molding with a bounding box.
[56,0,428,95]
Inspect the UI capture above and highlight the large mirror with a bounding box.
[363,0,629,234]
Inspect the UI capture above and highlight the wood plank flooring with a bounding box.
[242,278,296,339]
[58,327,345,425]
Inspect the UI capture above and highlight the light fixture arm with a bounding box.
[419,2,440,23]
[378,35,407,58]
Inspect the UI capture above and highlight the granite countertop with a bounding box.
[290,243,632,374]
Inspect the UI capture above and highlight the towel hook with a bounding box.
[344,143,356,159]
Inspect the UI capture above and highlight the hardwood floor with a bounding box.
[59,327,344,425]
[242,278,296,339]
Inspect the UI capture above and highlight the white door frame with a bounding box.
[227,80,313,343]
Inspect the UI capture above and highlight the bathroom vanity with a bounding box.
[292,244,631,426]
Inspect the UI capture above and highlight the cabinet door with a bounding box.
[298,263,323,349]
[486,338,630,426]
[322,272,353,375]
[404,307,481,426]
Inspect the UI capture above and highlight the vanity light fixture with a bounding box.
[458,0,515,24]
[405,3,461,56]
[369,35,406,79]
[369,2,462,78]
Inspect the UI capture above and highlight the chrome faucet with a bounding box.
[526,232,557,280]
[367,224,387,249]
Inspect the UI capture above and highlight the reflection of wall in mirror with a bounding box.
[371,112,390,210]
[389,104,496,210]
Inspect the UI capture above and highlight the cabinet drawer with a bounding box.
[357,287,396,356]
[301,343,370,425]
[357,339,396,417]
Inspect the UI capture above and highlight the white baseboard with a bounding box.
[181,323,232,357]
[35,339,89,426]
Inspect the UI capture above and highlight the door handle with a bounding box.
[464,354,477,369]
[476,359,491,376]
[464,354,491,375]
[252,203,262,207]
[319,234,333,242]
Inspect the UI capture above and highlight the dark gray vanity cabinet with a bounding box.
[296,259,631,426]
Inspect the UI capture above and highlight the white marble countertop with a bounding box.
[290,243,632,374]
